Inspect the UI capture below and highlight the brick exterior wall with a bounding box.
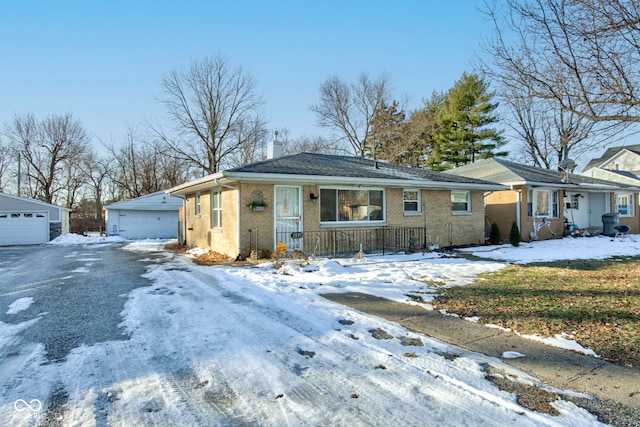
[240,183,276,256]
[484,188,640,241]
[185,189,239,259]
[486,188,565,242]
[485,190,518,243]
[421,189,486,247]
[185,183,489,257]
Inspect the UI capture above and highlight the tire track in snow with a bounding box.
[132,262,575,426]
[170,268,521,426]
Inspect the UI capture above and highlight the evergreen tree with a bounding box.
[418,73,507,171]
[489,222,501,245]
[367,100,406,162]
[509,221,521,247]
[411,92,446,170]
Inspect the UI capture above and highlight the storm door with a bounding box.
[274,186,303,251]
[588,193,607,228]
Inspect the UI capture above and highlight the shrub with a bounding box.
[489,223,501,244]
[509,221,521,246]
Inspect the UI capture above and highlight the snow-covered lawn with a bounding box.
[2,234,640,426]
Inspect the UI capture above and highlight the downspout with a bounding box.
[513,186,521,233]
[176,194,186,245]
[214,179,241,259]
[483,191,494,241]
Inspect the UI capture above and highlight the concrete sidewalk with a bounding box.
[322,292,640,412]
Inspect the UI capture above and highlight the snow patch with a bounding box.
[7,297,34,314]
[502,351,526,359]
[520,333,600,358]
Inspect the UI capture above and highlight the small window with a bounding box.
[23,213,33,218]
[211,189,222,229]
[0,214,7,219]
[451,191,471,214]
[11,213,20,218]
[566,194,579,210]
[615,193,635,217]
[403,190,420,213]
[195,192,201,216]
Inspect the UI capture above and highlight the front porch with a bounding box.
[269,226,433,258]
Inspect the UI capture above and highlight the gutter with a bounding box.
[220,172,507,191]
[166,170,507,193]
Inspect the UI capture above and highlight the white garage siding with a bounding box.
[107,210,178,239]
[104,191,183,240]
[0,211,49,245]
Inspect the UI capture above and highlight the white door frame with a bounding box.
[273,185,303,251]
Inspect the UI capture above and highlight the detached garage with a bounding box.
[105,191,183,239]
[0,193,70,246]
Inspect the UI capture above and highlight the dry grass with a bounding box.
[163,242,234,265]
[433,257,640,368]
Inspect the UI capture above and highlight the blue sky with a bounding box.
[0,0,492,147]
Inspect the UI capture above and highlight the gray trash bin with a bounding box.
[602,212,620,236]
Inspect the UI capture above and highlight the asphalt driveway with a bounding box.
[0,243,164,362]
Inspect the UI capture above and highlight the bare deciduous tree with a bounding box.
[311,72,392,157]
[500,84,605,169]
[81,150,112,224]
[106,128,191,200]
[285,135,346,156]
[368,100,416,165]
[484,0,640,124]
[154,54,266,174]
[4,113,89,204]
[0,138,13,192]
[224,117,270,168]
[482,0,636,167]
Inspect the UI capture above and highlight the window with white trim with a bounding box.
[615,192,635,217]
[567,194,580,210]
[527,189,559,217]
[195,192,201,216]
[403,190,420,214]
[451,191,471,214]
[211,189,222,228]
[320,188,384,223]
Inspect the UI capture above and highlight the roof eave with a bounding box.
[166,172,225,195]
[510,179,639,191]
[167,171,506,192]
[224,171,506,190]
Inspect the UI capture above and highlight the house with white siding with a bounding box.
[0,192,70,246]
[104,191,183,239]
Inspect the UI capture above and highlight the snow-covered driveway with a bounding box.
[0,239,611,426]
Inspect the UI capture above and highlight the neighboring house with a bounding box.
[104,191,183,239]
[166,152,505,259]
[0,192,70,246]
[581,144,640,187]
[444,158,640,241]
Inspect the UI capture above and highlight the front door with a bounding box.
[274,186,303,251]
[589,192,607,228]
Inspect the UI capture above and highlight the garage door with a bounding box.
[118,211,177,239]
[0,211,49,246]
